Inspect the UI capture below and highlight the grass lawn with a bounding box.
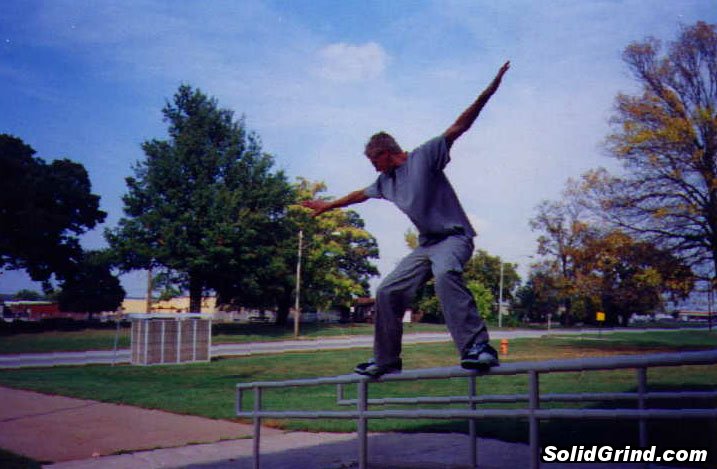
[0,329,715,459]
[0,322,450,354]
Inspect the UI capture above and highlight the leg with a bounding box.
[373,248,432,366]
[429,236,489,356]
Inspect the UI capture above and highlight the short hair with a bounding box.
[365,132,402,157]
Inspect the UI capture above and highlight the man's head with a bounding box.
[364,132,404,173]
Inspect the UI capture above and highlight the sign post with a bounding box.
[596,311,605,336]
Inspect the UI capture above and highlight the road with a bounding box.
[0,327,681,368]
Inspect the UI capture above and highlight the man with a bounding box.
[303,61,510,377]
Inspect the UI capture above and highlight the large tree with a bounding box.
[107,85,294,312]
[56,250,126,320]
[274,179,379,324]
[464,249,521,303]
[529,198,595,322]
[0,134,106,290]
[530,193,694,325]
[581,21,717,283]
[572,230,694,325]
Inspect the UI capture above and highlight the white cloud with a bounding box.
[316,42,389,82]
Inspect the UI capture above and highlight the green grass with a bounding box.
[0,330,715,463]
[0,322,449,354]
[0,329,131,354]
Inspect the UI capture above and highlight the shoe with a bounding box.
[461,341,499,370]
[354,358,402,377]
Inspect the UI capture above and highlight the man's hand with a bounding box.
[489,61,510,92]
[301,200,332,217]
[498,61,510,77]
[301,190,369,217]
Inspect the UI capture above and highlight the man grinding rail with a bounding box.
[303,61,511,377]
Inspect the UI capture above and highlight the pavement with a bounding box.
[0,328,705,468]
[0,386,687,469]
[1,385,533,468]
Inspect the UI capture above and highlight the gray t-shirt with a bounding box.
[363,135,476,245]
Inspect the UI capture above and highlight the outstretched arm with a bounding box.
[301,189,369,217]
[443,61,510,149]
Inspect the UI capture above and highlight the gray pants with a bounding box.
[373,235,489,366]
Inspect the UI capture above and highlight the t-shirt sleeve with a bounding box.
[363,178,383,199]
[415,135,450,171]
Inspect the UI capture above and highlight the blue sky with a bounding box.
[2,1,716,298]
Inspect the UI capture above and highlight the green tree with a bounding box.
[107,85,294,312]
[467,280,495,321]
[12,289,43,301]
[464,249,520,303]
[580,21,717,284]
[572,230,694,325]
[283,179,379,323]
[0,134,106,290]
[56,250,126,320]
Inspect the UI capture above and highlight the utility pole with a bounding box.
[146,265,153,313]
[498,262,504,328]
[294,229,304,338]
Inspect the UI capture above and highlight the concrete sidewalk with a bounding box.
[49,432,532,469]
[1,386,685,469]
[0,385,531,468]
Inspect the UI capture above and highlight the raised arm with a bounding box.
[443,61,510,149]
[301,189,369,217]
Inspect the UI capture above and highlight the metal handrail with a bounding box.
[236,349,717,469]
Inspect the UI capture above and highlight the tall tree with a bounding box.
[56,250,125,320]
[529,198,594,321]
[581,21,717,283]
[107,85,294,312]
[281,179,379,323]
[464,249,520,303]
[0,134,106,290]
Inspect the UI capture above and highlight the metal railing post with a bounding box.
[468,376,478,468]
[637,367,648,447]
[358,379,368,469]
[236,388,243,419]
[253,386,262,469]
[529,370,540,469]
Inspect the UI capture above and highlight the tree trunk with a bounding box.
[275,292,292,326]
[189,275,203,313]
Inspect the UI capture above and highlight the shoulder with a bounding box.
[412,135,447,155]
[363,175,386,199]
[411,135,450,170]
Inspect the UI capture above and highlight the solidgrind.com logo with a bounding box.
[541,445,708,464]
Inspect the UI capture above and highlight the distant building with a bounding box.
[120,296,217,314]
[2,301,61,321]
